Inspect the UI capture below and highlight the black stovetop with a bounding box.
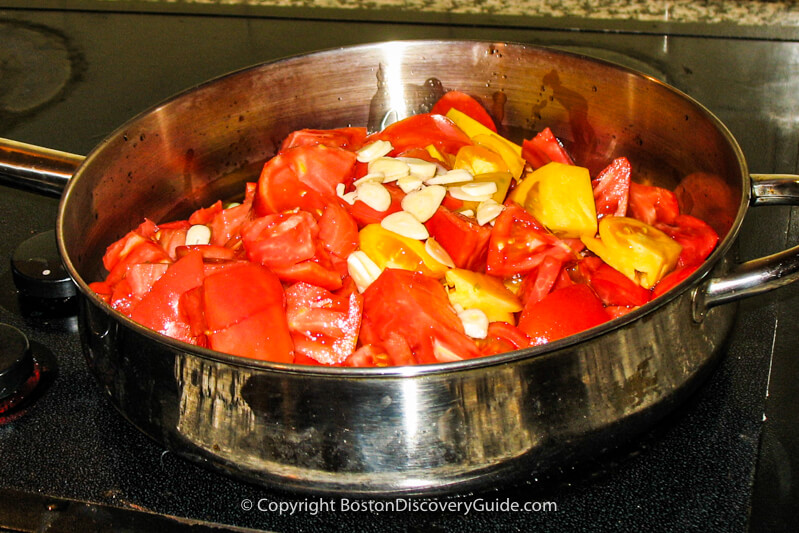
[1,4,798,532]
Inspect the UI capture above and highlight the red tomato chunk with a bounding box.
[90,91,721,365]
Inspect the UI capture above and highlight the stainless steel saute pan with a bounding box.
[2,40,798,496]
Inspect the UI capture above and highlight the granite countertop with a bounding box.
[90,0,799,27]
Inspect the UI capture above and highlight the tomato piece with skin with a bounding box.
[105,241,171,286]
[317,201,359,261]
[518,255,564,306]
[129,251,205,344]
[628,182,680,225]
[285,282,363,365]
[207,307,294,363]
[361,269,479,364]
[655,214,719,268]
[255,145,356,217]
[207,182,257,247]
[270,247,344,291]
[477,321,532,356]
[175,244,238,261]
[583,260,651,307]
[202,262,286,332]
[241,211,319,269]
[368,114,473,158]
[425,206,492,271]
[486,203,576,278]
[102,219,158,272]
[345,183,405,227]
[188,200,223,225]
[342,344,392,368]
[652,264,700,299]
[430,91,497,133]
[521,127,575,169]
[517,284,611,346]
[280,127,367,152]
[592,157,631,218]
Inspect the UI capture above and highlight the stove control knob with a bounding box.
[11,230,78,318]
[0,323,34,402]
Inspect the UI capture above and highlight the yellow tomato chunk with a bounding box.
[472,133,526,181]
[454,145,510,176]
[359,224,450,279]
[445,108,522,153]
[444,269,522,324]
[515,162,597,238]
[581,216,682,289]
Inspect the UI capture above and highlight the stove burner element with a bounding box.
[0,323,40,419]
[11,230,77,318]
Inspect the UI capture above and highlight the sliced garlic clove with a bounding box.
[347,251,383,293]
[353,171,386,187]
[459,209,475,218]
[356,140,393,163]
[426,168,473,185]
[397,175,425,194]
[401,185,446,223]
[380,211,430,240]
[476,199,504,226]
[460,181,498,197]
[185,224,211,246]
[447,181,497,202]
[457,308,489,339]
[355,181,392,212]
[425,238,455,268]
[397,157,438,180]
[337,183,358,205]
[368,157,410,182]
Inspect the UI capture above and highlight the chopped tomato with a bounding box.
[651,264,700,299]
[358,223,449,278]
[345,183,405,227]
[425,206,492,271]
[628,182,680,225]
[280,127,367,151]
[517,284,610,346]
[655,214,719,268]
[105,241,171,286]
[255,144,356,217]
[486,203,576,278]
[241,211,319,269]
[317,201,359,261]
[584,261,651,307]
[477,321,532,356]
[521,127,575,169]
[592,157,631,218]
[207,307,294,363]
[207,182,257,247]
[518,255,563,306]
[129,251,205,343]
[285,282,363,365]
[269,250,343,291]
[431,90,497,132]
[202,262,285,332]
[175,244,238,261]
[188,200,223,225]
[581,216,682,290]
[102,219,158,272]
[368,113,472,158]
[361,269,479,364]
[342,344,392,367]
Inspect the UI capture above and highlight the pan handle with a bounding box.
[0,138,84,197]
[693,173,799,319]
